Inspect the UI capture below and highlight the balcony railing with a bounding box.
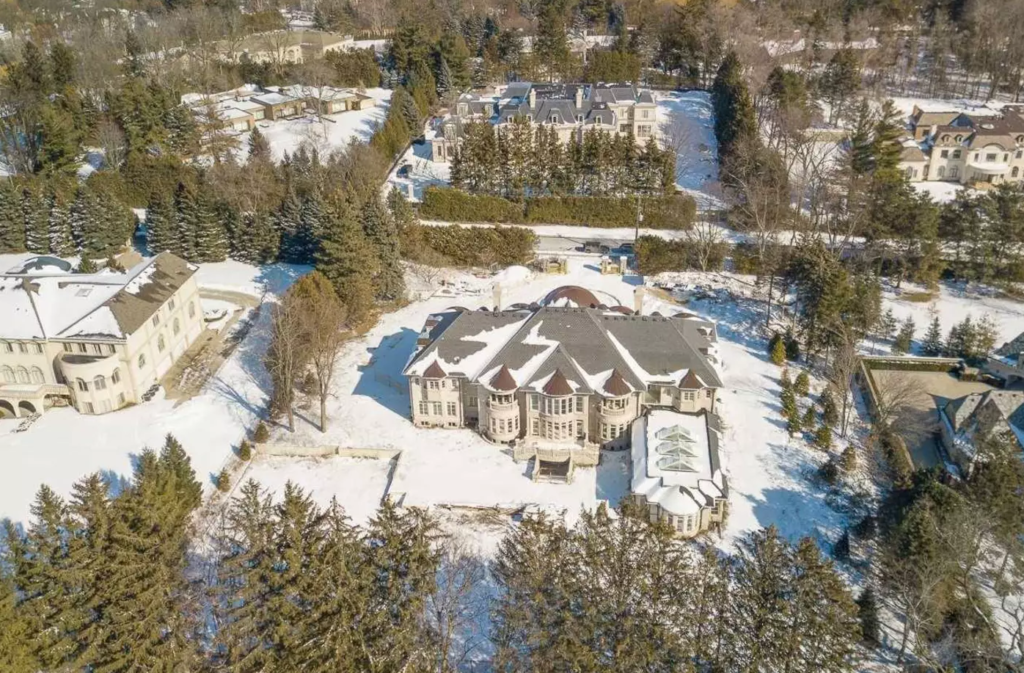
[488,399,517,411]
[599,404,630,417]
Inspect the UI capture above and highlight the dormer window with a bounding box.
[956,135,963,142]
[550,114,558,124]
[577,115,583,123]
[942,135,950,142]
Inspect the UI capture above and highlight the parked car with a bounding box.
[581,240,611,254]
[611,242,635,256]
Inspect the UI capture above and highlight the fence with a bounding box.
[258,444,402,460]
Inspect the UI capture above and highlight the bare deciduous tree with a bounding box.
[426,536,489,672]
[295,272,350,433]
[685,216,727,272]
[266,290,308,432]
[826,329,860,438]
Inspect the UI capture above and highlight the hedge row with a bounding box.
[418,187,697,229]
[862,359,959,373]
[633,235,727,275]
[420,224,536,268]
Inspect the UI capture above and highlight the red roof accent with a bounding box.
[423,361,447,378]
[489,365,518,391]
[543,286,601,308]
[603,369,631,396]
[542,368,574,396]
[678,370,704,389]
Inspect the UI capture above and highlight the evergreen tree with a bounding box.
[316,204,377,325]
[819,388,839,428]
[248,126,271,162]
[879,308,898,342]
[75,256,98,273]
[770,337,787,365]
[0,181,27,252]
[88,444,201,671]
[892,317,915,355]
[794,371,810,397]
[814,423,833,450]
[711,50,757,172]
[0,572,35,673]
[47,193,74,256]
[144,191,177,256]
[922,316,943,356]
[21,184,49,254]
[856,587,881,646]
[362,195,405,302]
[786,411,803,437]
[802,405,817,430]
[275,189,305,264]
[295,191,325,265]
[185,181,228,263]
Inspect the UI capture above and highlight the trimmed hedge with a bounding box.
[633,235,727,275]
[419,188,523,223]
[862,359,958,373]
[419,187,697,229]
[421,224,536,268]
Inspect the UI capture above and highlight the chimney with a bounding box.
[407,182,415,200]
[574,86,583,109]
[492,282,503,311]
[634,286,645,314]
[528,86,536,109]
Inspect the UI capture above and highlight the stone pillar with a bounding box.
[634,286,645,314]
[492,282,503,311]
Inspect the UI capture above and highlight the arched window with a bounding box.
[77,378,88,392]
[138,353,146,369]
[157,335,166,352]
[1014,167,1020,178]
[173,318,180,336]
[112,368,121,385]
[1,366,14,383]
[15,367,29,384]
[938,166,946,178]
[29,367,44,384]
[93,375,106,390]
[188,302,195,319]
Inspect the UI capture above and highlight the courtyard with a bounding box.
[866,364,997,469]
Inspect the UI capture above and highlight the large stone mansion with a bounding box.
[0,253,202,419]
[898,104,1024,186]
[428,82,658,163]
[403,285,726,536]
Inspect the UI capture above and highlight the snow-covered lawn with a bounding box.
[911,180,969,204]
[233,88,391,163]
[656,91,725,210]
[0,258,307,525]
[240,455,394,526]
[384,140,451,202]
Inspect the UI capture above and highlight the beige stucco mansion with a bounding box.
[0,253,202,418]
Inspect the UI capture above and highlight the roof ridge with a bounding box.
[20,278,49,339]
[56,255,162,338]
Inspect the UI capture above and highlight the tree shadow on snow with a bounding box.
[254,263,310,296]
[746,484,843,551]
[351,327,419,418]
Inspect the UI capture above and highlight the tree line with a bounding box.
[0,442,867,673]
[451,119,675,200]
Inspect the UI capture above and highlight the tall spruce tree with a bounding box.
[47,193,74,256]
[921,316,943,356]
[0,180,27,252]
[317,204,377,324]
[144,191,177,256]
[361,195,405,301]
[22,184,50,254]
[0,571,35,673]
[276,189,305,264]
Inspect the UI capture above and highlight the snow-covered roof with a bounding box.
[630,409,725,517]
[0,253,196,341]
[252,92,298,106]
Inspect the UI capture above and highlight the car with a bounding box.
[611,242,635,256]
[581,240,611,254]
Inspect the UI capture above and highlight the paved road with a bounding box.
[535,235,636,254]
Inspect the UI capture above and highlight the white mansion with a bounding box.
[0,253,202,418]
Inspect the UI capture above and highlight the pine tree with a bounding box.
[47,193,74,256]
[728,526,792,671]
[922,316,943,356]
[317,205,377,325]
[276,189,305,263]
[802,405,817,430]
[248,126,271,162]
[787,411,803,437]
[144,191,177,256]
[814,423,833,450]
[88,445,201,671]
[0,180,27,252]
[857,587,881,646]
[770,337,787,365]
[253,421,270,443]
[879,308,898,341]
[22,185,50,254]
[295,191,325,265]
[75,256,97,273]
[217,468,231,492]
[840,445,857,472]
[187,183,228,262]
[361,195,405,302]
[0,572,35,673]
[892,317,915,355]
[238,440,252,461]
[819,388,839,428]
[784,327,801,361]
[387,186,417,234]
[794,371,810,397]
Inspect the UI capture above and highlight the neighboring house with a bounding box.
[251,92,302,120]
[987,331,1024,386]
[0,253,202,419]
[428,82,658,163]
[403,285,722,481]
[278,84,375,114]
[939,389,1024,468]
[219,30,352,65]
[898,106,1024,185]
[630,408,727,538]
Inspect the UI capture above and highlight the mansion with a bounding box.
[428,82,658,163]
[899,104,1024,186]
[0,253,202,419]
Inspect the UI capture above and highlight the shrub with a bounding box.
[786,412,802,437]
[770,337,786,365]
[857,588,881,646]
[878,428,913,484]
[783,327,800,361]
[253,421,270,443]
[819,389,838,428]
[801,405,816,429]
[840,445,857,472]
[217,467,231,492]
[238,439,253,461]
[818,459,840,484]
